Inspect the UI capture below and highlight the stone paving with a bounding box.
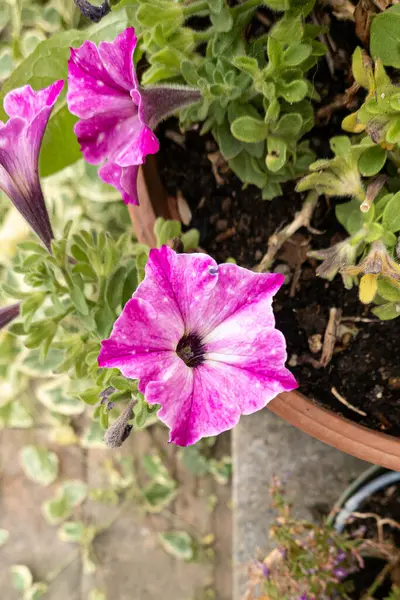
[1,425,232,600]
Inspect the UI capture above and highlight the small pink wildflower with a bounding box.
[0,81,64,250]
[67,27,200,205]
[98,246,297,446]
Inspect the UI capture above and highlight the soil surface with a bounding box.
[157,4,400,437]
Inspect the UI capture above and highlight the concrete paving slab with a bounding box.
[232,409,369,599]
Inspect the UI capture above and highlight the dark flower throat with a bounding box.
[176,333,205,368]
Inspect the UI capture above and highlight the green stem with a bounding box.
[182,0,209,17]
[45,549,80,584]
[194,28,215,42]
[8,0,22,60]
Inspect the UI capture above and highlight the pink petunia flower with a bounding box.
[98,246,297,446]
[67,27,200,205]
[0,80,64,251]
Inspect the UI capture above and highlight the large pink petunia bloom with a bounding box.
[67,27,200,205]
[0,80,64,251]
[98,246,297,446]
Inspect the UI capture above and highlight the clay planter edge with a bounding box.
[132,159,400,471]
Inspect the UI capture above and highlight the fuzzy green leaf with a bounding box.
[383,191,400,232]
[358,145,387,177]
[371,6,400,68]
[372,302,400,320]
[230,116,267,143]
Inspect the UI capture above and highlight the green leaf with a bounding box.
[79,387,101,405]
[271,14,303,44]
[266,137,287,172]
[37,380,85,416]
[214,121,243,161]
[358,145,387,177]
[122,264,138,306]
[383,191,400,232]
[58,521,85,543]
[377,278,400,302]
[180,60,199,86]
[273,113,302,137]
[20,446,59,486]
[283,42,312,66]
[336,200,364,235]
[232,56,260,78]
[10,565,33,591]
[0,12,129,177]
[229,152,267,188]
[230,116,267,143]
[158,531,194,561]
[365,222,384,242]
[386,118,400,144]
[42,480,87,525]
[330,136,351,157]
[0,529,9,547]
[278,80,308,103]
[143,483,177,512]
[370,6,400,68]
[372,302,400,320]
[158,220,182,246]
[106,266,127,310]
[181,229,200,251]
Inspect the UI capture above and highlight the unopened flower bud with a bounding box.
[104,398,135,448]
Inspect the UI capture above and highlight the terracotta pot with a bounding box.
[133,160,400,471]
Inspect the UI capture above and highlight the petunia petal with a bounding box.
[195,264,284,337]
[98,27,139,92]
[98,296,184,384]
[67,41,133,119]
[135,245,219,331]
[146,356,294,446]
[4,80,64,122]
[0,81,64,250]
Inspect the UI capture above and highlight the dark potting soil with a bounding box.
[156,5,400,435]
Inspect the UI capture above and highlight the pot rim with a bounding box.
[269,391,400,470]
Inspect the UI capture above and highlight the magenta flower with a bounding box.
[67,27,200,205]
[98,246,297,446]
[0,81,64,251]
[0,303,20,329]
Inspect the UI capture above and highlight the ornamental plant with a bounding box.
[0,15,296,446]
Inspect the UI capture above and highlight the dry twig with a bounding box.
[331,386,367,416]
[256,191,319,272]
[320,307,342,367]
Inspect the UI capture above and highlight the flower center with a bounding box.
[176,333,205,368]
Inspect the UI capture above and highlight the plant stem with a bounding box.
[256,190,319,272]
[7,0,22,60]
[360,560,394,600]
[182,0,209,17]
[194,28,215,43]
[45,548,80,584]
